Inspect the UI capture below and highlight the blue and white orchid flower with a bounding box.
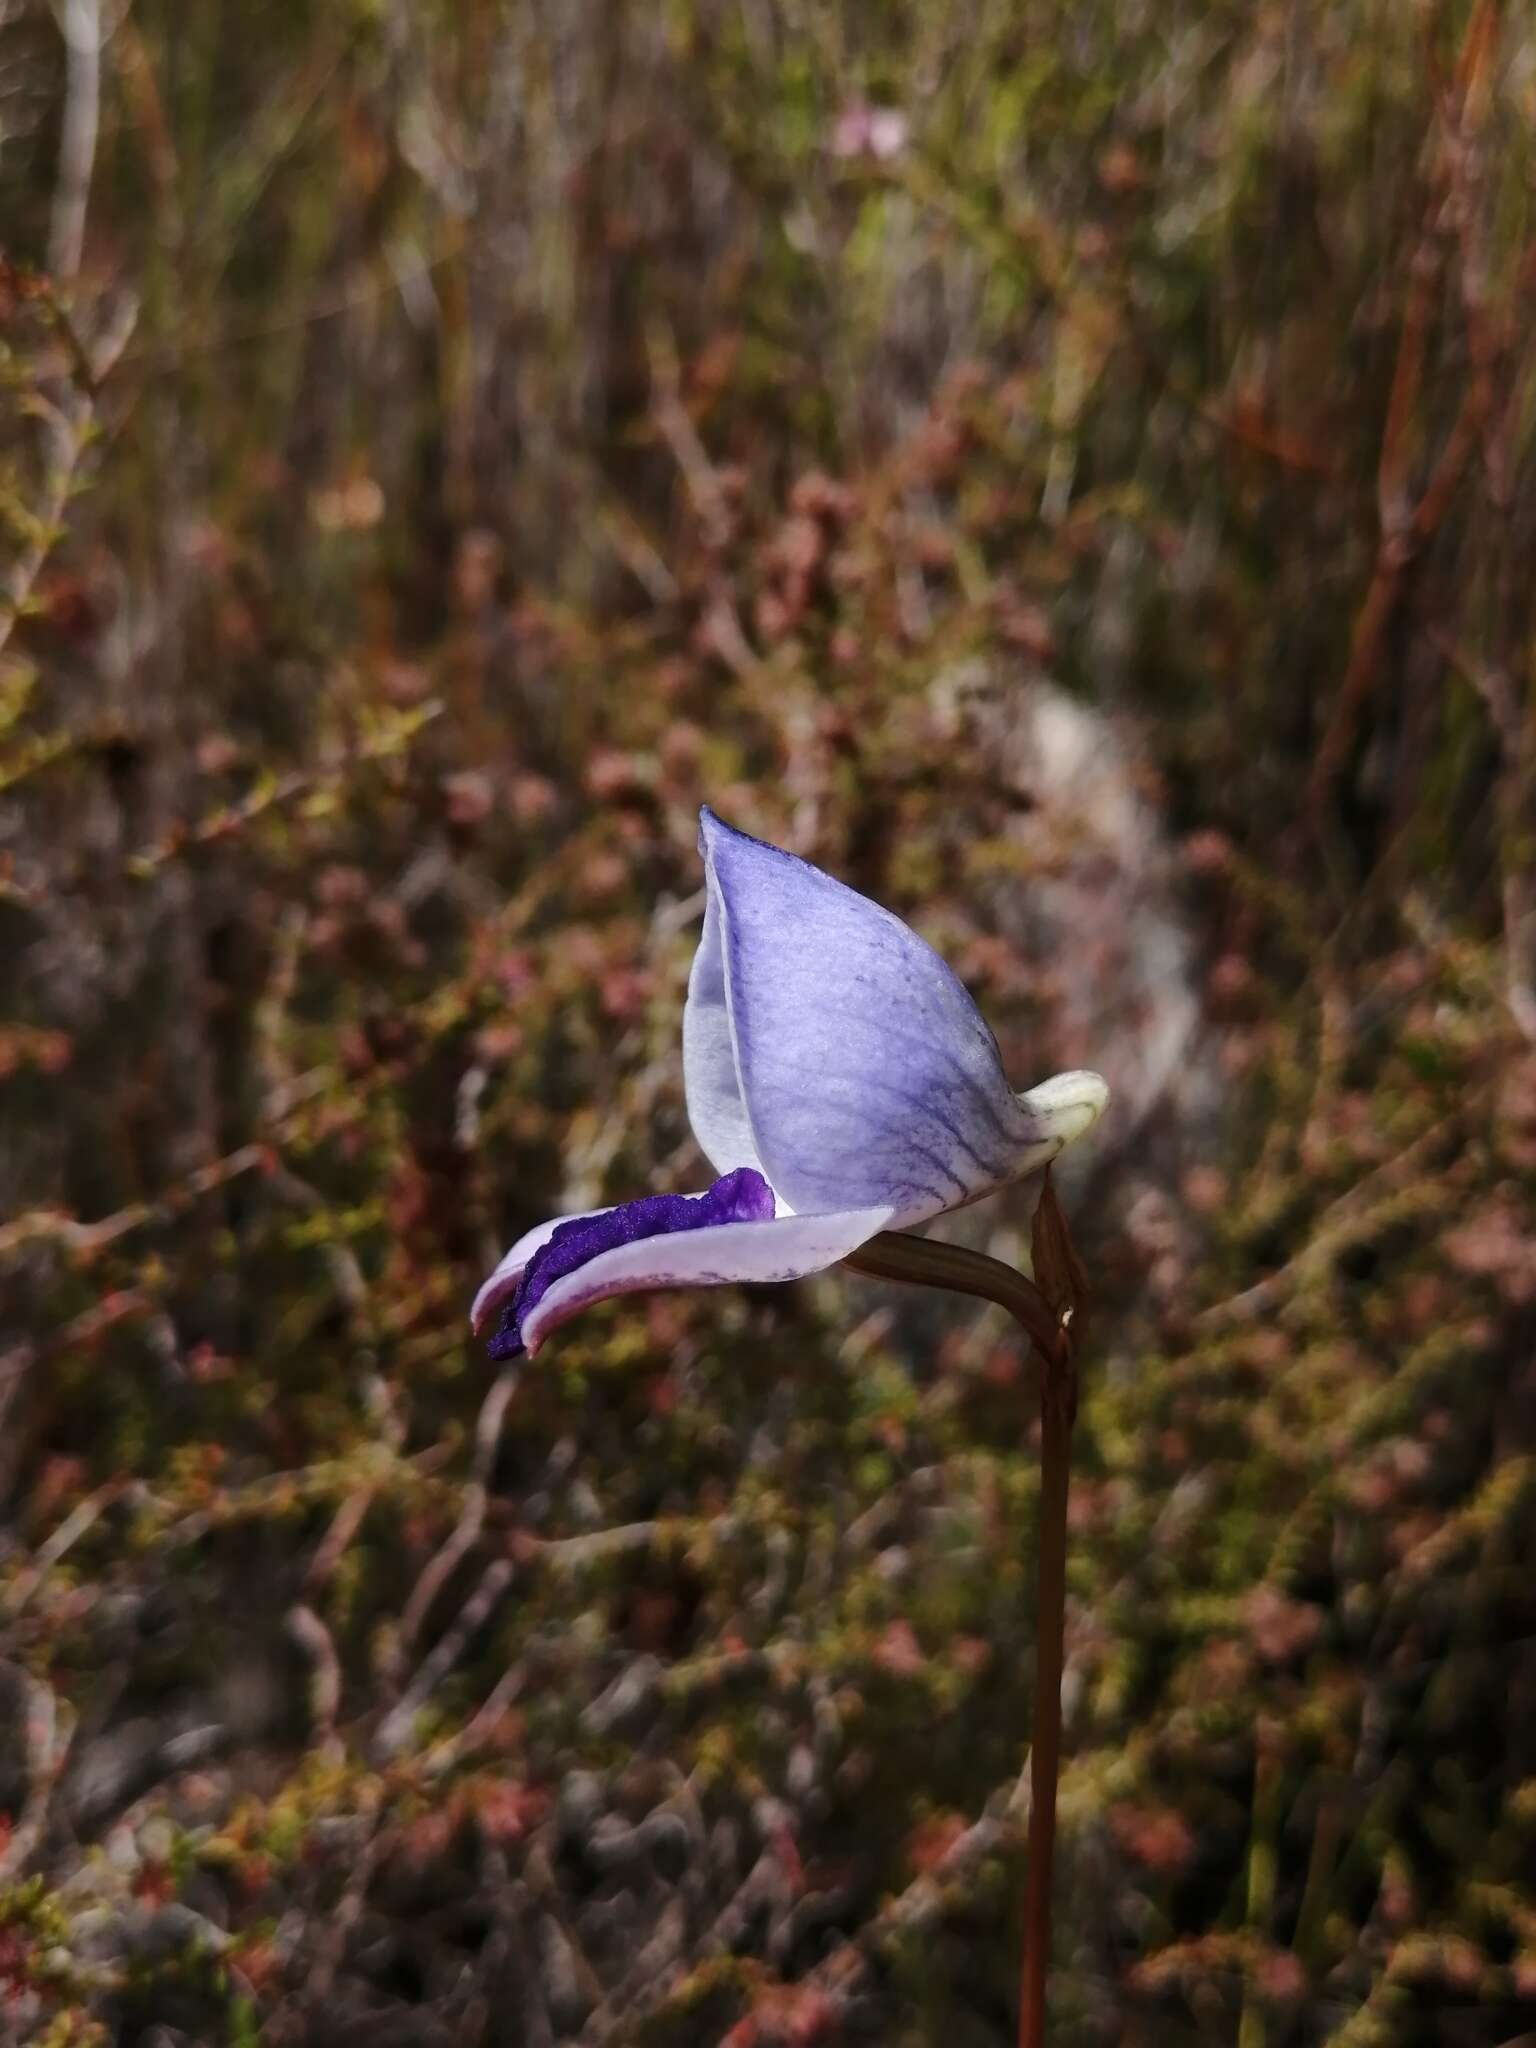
[472,808,1108,1360]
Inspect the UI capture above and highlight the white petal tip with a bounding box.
[468,1284,500,1337]
[1017,1069,1110,1151]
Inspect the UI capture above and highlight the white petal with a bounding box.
[519,1203,894,1356]
[470,1206,615,1333]
[1016,1069,1110,1155]
[682,884,767,1180]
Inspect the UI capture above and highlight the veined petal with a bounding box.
[518,1199,895,1358]
[682,883,766,1180]
[699,808,1048,1225]
[485,1168,776,1359]
[471,1206,616,1335]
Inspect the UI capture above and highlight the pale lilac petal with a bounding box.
[471,1206,615,1334]
[682,884,765,1180]
[519,1202,895,1357]
[699,809,1044,1225]
[488,1169,776,1359]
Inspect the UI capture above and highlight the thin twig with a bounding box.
[0,1144,271,1261]
[374,1557,517,1758]
[303,1822,386,2006]
[0,388,95,666]
[1192,1111,1462,1331]
[48,0,103,282]
[0,1666,76,1879]
[286,1604,343,1755]
[1422,624,1536,1043]
[4,1481,125,1619]
[801,1760,1032,2014]
[1307,4,1502,820]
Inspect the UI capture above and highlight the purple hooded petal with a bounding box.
[696,809,1045,1225]
[486,1167,776,1360]
[516,1198,895,1358]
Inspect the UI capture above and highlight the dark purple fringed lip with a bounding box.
[486,1167,777,1360]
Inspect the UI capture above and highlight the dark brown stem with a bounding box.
[1018,1359,1072,2048]
[842,1230,1061,1358]
[843,1225,1080,2046]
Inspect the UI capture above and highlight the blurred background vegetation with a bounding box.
[2,1,1535,2042]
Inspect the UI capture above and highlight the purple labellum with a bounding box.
[486,1166,777,1360]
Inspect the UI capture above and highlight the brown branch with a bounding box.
[286,1603,343,1756]
[0,1144,271,1261]
[1422,625,1536,1042]
[393,1364,518,1673]
[374,1557,517,1759]
[0,1666,76,1880]
[0,390,95,667]
[48,0,103,283]
[808,1760,1031,1997]
[3,1481,125,1620]
[1308,5,1504,819]
[1193,1109,1463,1332]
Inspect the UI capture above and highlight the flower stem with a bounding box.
[842,1231,1062,1358]
[1019,1353,1073,2048]
[845,1211,1085,2046]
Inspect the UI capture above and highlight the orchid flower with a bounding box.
[472,808,1108,1361]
